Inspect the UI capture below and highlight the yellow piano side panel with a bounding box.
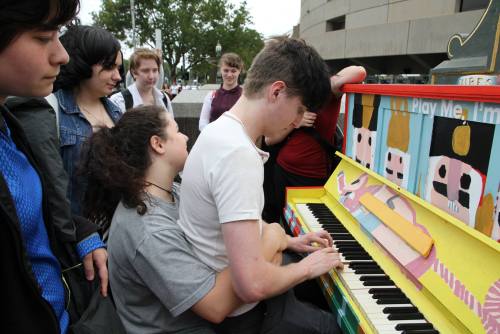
[325,154,500,334]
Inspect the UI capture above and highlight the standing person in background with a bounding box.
[162,82,173,100]
[0,1,109,333]
[265,66,367,228]
[110,48,174,116]
[53,25,123,216]
[198,53,244,131]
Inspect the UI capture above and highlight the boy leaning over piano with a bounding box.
[178,37,347,333]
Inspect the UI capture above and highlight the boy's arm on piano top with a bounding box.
[331,66,367,96]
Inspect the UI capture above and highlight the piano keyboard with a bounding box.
[297,203,439,334]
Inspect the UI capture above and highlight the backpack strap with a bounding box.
[122,89,133,110]
[45,93,60,139]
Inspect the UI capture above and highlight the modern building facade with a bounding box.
[299,0,490,77]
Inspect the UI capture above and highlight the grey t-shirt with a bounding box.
[108,183,216,334]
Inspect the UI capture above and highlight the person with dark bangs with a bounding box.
[0,1,109,333]
[52,25,123,217]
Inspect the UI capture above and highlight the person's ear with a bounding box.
[268,81,286,102]
[131,69,138,80]
[149,135,166,154]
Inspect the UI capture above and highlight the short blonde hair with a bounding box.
[129,48,161,74]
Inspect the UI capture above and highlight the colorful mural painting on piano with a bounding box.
[351,94,380,170]
[384,97,411,189]
[345,92,500,242]
[425,117,495,235]
[337,170,500,333]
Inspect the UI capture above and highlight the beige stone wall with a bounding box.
[300,0,484,60]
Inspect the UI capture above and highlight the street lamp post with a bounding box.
[215,41,222,84]
[130,0,136,49]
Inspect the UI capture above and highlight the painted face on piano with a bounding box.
[352,127,376,169]
[425,156,483,228]
[384,148,410,188]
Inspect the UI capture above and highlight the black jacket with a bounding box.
[0,100,99,334]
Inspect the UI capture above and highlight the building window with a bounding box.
[459,0,489,12]
[326,15,345,32]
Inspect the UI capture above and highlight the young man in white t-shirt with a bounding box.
[179,38,345,333]
[110,48,173,116]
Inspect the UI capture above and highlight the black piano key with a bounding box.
[325,228,350,234]
[383,306,419,314]
[340,251,370,256]
[376,297,412,305]
[344,254,372,260]
[372,291,406,298]
[373,293,407,300]
[336,247,366,253]
[353,268,385,275]
[351,265,382,271]
[396,323,434,331]
[360,275,389,281]
[363,280,395,286]
[369,288,402,295]
[330,233,355,240]
[348,261,378,267]
[335,244,361,249]
[387,313,424,320]
[401,330,439,334]
[335,244,363,250]
[333,240,361,247]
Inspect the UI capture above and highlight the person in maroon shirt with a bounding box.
[264,66,366,230]
[198,53,244,131]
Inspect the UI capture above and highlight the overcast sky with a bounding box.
[78,0,301,38]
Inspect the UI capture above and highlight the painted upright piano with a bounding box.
[284,2,500,333]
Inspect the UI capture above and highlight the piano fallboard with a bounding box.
[285,153,500,334]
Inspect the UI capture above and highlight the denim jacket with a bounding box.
[55,89,122,215]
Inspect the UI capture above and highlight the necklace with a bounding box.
[79,104,109,128]
[146,181,174,200]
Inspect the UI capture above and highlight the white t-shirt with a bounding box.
[178,112,269,316]
[198,91,214,131]
[109,82,174,116]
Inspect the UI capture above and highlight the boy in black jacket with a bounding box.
[0,1,108,333]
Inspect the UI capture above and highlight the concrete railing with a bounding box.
[172,84,218,151]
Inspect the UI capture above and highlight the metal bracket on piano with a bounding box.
[359,192,434,257]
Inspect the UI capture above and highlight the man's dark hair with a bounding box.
[54,25,121,91]
[0,0,80,53]
[244,37,331,113]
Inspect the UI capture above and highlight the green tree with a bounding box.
[93,0,263,82]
